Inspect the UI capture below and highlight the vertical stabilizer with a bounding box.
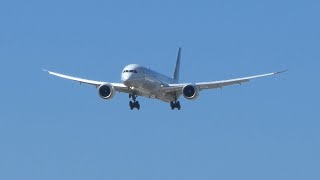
[173,48,181,83]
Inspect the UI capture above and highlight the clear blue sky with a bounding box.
[0,0,319,179]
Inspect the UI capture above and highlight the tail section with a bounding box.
[173,47,181,83]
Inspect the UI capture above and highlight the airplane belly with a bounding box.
[129,76,173,102]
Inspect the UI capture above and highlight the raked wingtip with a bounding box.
[274,69,288,75]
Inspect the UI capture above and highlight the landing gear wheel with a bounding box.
[129,101,134,110]
[129,93,140,110]
[136,101,140,110]
[170,101,181,110]
[170,101,175,110]
[176,101,181,110]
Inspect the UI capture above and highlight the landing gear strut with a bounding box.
[129,93,140,110]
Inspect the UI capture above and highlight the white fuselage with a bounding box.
[121,64,178,102]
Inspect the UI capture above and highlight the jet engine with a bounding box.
[98,84,115,99]
[182,84,199,100]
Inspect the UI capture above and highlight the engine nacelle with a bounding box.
[98,84,115,100]
[182,84,199,100]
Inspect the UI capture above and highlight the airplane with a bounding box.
[43,48,286,110]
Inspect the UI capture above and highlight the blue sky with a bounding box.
[0,0,319,179]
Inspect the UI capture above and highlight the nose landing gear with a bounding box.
[129,93,140,110]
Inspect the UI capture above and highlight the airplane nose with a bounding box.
[121,73,132,83]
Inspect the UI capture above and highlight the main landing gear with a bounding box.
[170,100,181,110]
[129,93,140,110]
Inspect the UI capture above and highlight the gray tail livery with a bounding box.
[173,47,181,83]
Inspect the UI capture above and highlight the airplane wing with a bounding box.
[162,70,287,92]
[43,69,129,93]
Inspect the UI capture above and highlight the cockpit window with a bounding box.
[123,69,137,73]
